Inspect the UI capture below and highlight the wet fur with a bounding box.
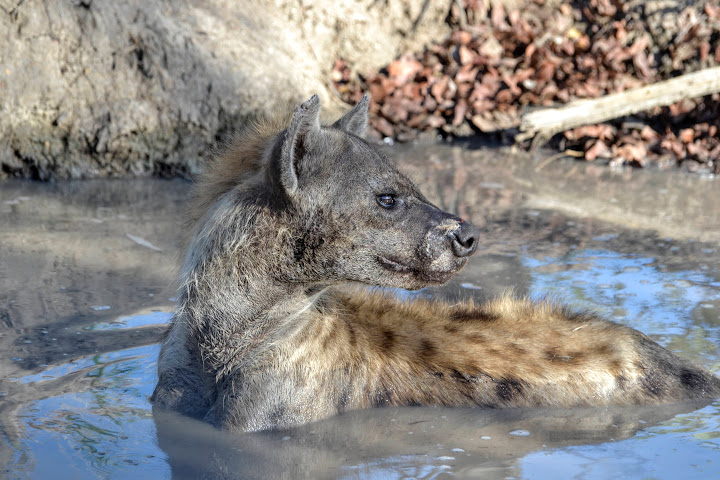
[152,96,720,432]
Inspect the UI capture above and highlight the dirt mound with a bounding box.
[0,0,450,179]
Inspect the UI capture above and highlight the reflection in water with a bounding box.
[524,250,720,368]
[11,345,168,480]
[521,402,720,480]
[338,455,453,479]
[82,311,174,332]
[151,399,711,480]
[6,246,720,479]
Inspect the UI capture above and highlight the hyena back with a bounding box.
[151,95,720,432]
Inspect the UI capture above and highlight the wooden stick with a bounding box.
[516,66,720,143]
[534,149,583,172]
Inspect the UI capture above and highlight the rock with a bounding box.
[0,0,451,179]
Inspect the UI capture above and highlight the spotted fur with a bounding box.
[151,95,720,432]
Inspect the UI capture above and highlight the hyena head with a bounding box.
[269,95,479,290]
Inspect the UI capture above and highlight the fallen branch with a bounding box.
[534,149,584,172]
[516,66,720,144]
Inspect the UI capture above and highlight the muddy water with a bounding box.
[1,145,719,479]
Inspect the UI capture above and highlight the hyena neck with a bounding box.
[178,198,322,377]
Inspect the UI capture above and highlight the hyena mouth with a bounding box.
[376,256,458,284]
[376,256,414,274]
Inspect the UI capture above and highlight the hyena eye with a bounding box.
[376,194,396,209]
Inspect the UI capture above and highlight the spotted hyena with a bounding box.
[151,95,720,432]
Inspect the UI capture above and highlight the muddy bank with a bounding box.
[0,0,450,180]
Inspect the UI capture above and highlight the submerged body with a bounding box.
[151,95,720,431]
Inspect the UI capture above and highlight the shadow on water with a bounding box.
[2,145,720,479]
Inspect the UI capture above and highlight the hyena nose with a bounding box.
[451,221,479,258]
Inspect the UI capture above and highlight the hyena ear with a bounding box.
[331,94,369,136]
[280,94,322,194]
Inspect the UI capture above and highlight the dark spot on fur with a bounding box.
[444,324,459,334]
[615,374,628,390]
[609,360,623,375]
[347,323,357,347]
[680,369,706,391]
[451,369,471,384]
[305,284,326,296]
[511,343,528,356]
[450,308,476,322]
[562,351,585,366]
[430,371,444,378]
[465,333,487,344]
[593,344,612,356]
[293,237,307,261]
[544,347,576,363]
[418,339,437,362]
[293,220,329,263]
[451,308,497,323]
[495,378,523,402]
[381,329,396,352]
[343,300,359,314]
